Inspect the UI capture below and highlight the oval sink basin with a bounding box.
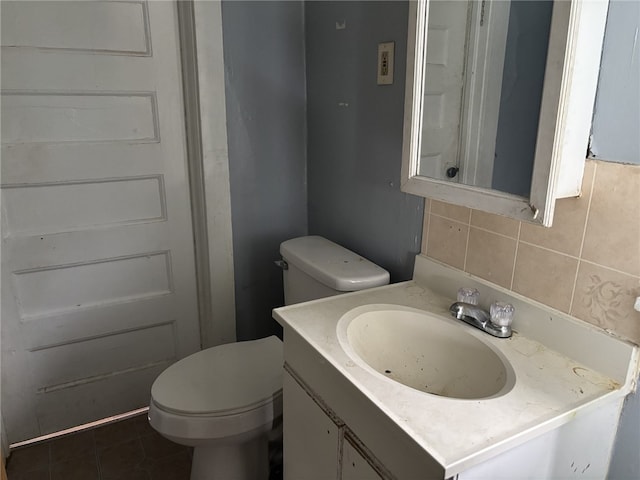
[337,304,515,400]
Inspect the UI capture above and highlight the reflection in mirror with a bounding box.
[419,0,553,197]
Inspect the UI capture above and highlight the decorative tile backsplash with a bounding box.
[421,159,640,344]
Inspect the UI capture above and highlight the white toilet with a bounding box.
[148,236,389,480]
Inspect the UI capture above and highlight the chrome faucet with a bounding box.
[449,302,512,338]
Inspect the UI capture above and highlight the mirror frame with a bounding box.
[401,0,608,226]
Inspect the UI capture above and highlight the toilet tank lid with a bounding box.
[280,236,390,292]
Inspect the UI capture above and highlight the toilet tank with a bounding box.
[279,236,390,305]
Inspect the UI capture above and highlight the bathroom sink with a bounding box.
[336,304,515,399]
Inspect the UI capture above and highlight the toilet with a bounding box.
[148,236,389,480]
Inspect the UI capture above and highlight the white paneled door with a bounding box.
[419,0,469,181]
[1,1,201,442]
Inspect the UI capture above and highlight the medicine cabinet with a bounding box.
[401,0,609,226]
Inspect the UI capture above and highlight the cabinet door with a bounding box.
[284,372,340,480]
[342,439,384,480]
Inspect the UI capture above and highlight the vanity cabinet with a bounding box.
[283,371,385,480]
[282,328,444,479]
[281,325,626,480]
[283,371,340,479]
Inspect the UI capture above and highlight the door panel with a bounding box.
[2,177,165,235]
[1,92,159,144]
[1,1,200,442]
[0,1,150,54]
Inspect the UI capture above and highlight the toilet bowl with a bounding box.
[149,336,283,480]
[149,236,389,479]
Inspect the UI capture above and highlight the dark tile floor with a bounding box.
[6,414,192,480]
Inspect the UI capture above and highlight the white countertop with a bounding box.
[274,256,639,476]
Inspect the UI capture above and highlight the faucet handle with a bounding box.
[457,287,480,305]
[490,302,514,327]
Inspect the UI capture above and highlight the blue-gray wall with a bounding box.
[221,1,307,341]
[599,4,640,477]
[305,1,424,282]
[591,0,640,165]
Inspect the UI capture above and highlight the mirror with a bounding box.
[419,0,553,198]
[401,0,609,226]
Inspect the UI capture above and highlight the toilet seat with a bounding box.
[151,336,283,417]
[149,394,282,444]
[149,336,284,446]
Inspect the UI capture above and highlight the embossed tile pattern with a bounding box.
[571,261,640,342]
[6,414,192,480]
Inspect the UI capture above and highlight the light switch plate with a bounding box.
[377,41,395,85]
